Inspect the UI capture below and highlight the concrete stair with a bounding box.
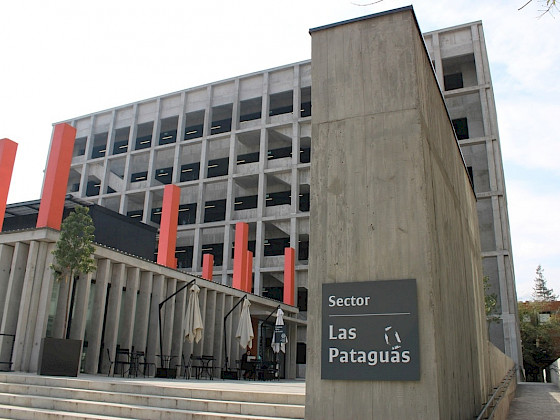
[0,373,305,419]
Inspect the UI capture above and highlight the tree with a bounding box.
[51,205,96,337]
[519,0,558,16]
[483,276,500,326]
[532,265,557,302]
[518,301,560,381]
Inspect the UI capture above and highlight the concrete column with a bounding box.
[20,242,49,371]
[245,251,253,292]
[29,242,56,372]
[223,295,234,369]
[213,293,225,369]
[0,244,14,329]
[132,271,153,355]
[147,274,165,367]
[119,267,139,350]
[36,123,76,230]
[204,290,217,358]
[0,139,18,232]
[69,273,93,342]
[52,274,72,339]
[85,259,111,374]
[12,241,39,371]
[162,278,176,356]
[103,263,126,371]
[171,280,187,364]
[0,242,28,364]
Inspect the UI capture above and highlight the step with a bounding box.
[0,403,128,420]
[0,383,304,419]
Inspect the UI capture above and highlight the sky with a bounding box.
[1,0,558,301]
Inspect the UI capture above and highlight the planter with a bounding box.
[38,337,82,377]
[155,367,176,378]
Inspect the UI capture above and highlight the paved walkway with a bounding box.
[508,382,560,419]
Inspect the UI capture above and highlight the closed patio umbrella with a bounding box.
[184,284,203,343]
[235,298,254,349]
[271,308,287,353]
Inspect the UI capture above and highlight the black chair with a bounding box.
[114,348,131,377]
[136,351,156,377]
[175,354,192,379]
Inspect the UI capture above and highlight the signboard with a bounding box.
[274,325,287,343]
[321,279,419,381]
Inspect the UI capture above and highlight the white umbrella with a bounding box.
[235,298,254,349]
[184,284,203,343]
[271,308,287,353]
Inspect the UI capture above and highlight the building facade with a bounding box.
[59,21,520,367]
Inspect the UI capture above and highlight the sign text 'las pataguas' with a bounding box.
[321,279,420,381]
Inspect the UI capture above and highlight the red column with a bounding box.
[157,184,180,269]
[283,247,296,306]
[202,253,214,281]
[232,222,248,290]
[244,251,253,292]
[36,123,76,230]
[0,139,18,232]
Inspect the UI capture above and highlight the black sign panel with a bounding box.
[321,279,419,381]
[274,325,287,343]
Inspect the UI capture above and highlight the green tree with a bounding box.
[532,265,557,302]
[484,276,500,326]
[518,301,560,381]
[51,205,96,337]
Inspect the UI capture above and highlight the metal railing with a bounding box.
[475,366,517,420]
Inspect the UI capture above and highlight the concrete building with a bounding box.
[55,17,520,369]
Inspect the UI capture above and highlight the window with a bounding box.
[299,193,310,212]
[269,91,293,116]
[300,147,311,164]
[86,181,100,197]
[151,207,162,224]
[240,97,262,122]
[210,104,233,135]
[159,116,178,145]
[154,167,173,185]
[266,191,291,207]
[91,133,108,159]
[135,122,153,150]
[131,171,148,183]
[264,237,290,256]
[298,239,309,260]
[207,157,229,178]
[200,243,224,266]
[300,87,311,117]
[127,210,143,220]
[176,246,193,269]
[444,73,463,91]
[237,152,259,165]
[180,162,200,182]
[298,288,308,312]
[267,147,291,160]
[178,203,197,225]
[204,199,226,223]
[184,110,205,140]
[234,195,258,211]
[112,127,130,155]
[452,118,469,140]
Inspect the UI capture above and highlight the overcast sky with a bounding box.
[1,0,558,301]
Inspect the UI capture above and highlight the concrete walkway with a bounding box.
[508,382,560,419]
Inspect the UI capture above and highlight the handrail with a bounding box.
[158,279,196,368]
[475,366,516,420]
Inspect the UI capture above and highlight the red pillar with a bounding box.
[202,253,214,281]
[0,139,18,232]
[36,123,76,230]
[244,251,253,292]
[157,184,180,269]
[232,222,248,290]
[283,247,296,306]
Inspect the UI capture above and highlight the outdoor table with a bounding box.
[157,354,176,369]
[194,355,215,379]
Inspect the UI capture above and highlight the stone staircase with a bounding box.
[0,373,305,419]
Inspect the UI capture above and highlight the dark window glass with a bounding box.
[268,147,292,160]
[180,162,200,182]
[135,135,152,150]
[184,110,205,140]
[204,199,226,222]
[237,152,259,165]
[299,193,310,212]
[296,342,306,364]
[300,87,312,118]
[176,246,193,269]
[297,288,308,312]
[207,157,229,178]
[269,91,293,116]
[264,237,290,256]
[178,203,197,225]
[131,171,148,182]
[444,73,463,91]
[154,167,173,185]
[127,210,143,220]
[86,181,100,197]
[298,240,309,260]
[231,240,256,258]
[300,147,311,164]
[240,98,262,122]
[113,140,128,155]
[452,118,469,140]
[467,166,474,189]
[200,243,224,266]
[266,191,291,207]
[151,207,162,224]
[234,195,258,210]
[159,130,177,145]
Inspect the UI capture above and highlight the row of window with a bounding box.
[169,238,309,269]
[78,88,311,160]
[126,192,310,225]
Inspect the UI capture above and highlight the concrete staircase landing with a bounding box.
[0,372,305,419]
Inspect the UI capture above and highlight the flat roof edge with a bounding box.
[309,5,413,34]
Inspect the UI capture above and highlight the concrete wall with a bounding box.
[306,8,494,419]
